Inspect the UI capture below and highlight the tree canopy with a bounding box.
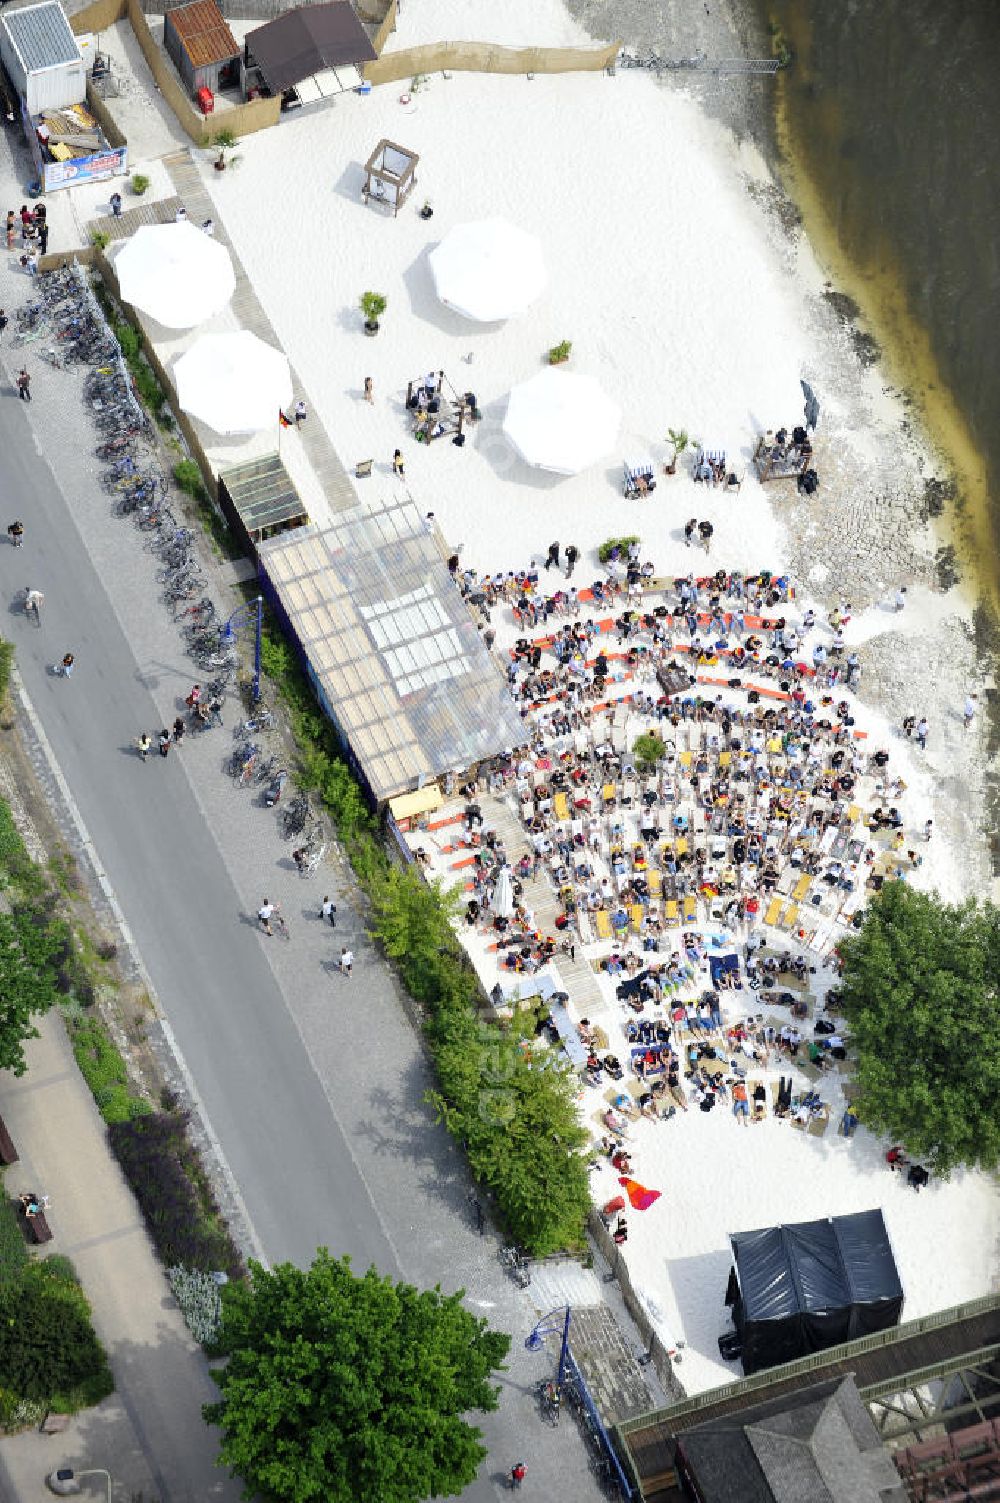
[837,883,1000,1174]
[205,1251,510,1503]
[0,902,65,1076]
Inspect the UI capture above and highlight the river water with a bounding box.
[762,0,1000,568]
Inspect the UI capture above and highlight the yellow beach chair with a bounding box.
[629,903,645,934]
[780,903,800,932]
[764,896,783,927]
[792,873,812,903]
[553,791,570,823]
[682,895,697,923]
[675,836,689,859]
[664,899,680,926]
[594,909,612,942]
[718,750,732,769]
[602,782,616,808]
[647,869,663,899]
[679,751,693,770]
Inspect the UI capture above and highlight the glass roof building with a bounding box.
[258,495,526,804]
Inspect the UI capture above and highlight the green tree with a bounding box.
[837,883,1000,1174]
[0,902,65,1075]
[205,1251,510,1503]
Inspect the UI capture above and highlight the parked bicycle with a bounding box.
[498,1245,531,1288]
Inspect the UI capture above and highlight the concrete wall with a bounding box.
[364,36,619,86]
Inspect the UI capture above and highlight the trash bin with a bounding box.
[196,87,214,115]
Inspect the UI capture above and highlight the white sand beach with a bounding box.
[53,0,996,1399]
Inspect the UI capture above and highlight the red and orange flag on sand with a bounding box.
[619,1177,662,1211]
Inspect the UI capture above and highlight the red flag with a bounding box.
[278,410,292,429]
[619,1176,661,1211]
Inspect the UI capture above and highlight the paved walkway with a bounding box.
[0,1013,240,1503]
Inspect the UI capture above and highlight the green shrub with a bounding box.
[70,1017,150,1125]
[130,172,150,194]
[0,1263,112,1403]
[548,339,572,364]
[173,458,207,502]
[598,534,640,564]
[90,229,110,250]
[38,1254,80,1286]
[0,639,13,705]
[0,1186,29,1291]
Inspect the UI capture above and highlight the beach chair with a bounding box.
[594,909,613,942]
[792,873,812,903]
[664,899,680,926]
[779,903,800,933]
[553,791,570,823]
[629,903,645,934]
[647,869,663,899]
[576,909,594,945]
[679,751,693,771]
[675,836,689,859]
[764,896,783,927]
[602,782,617,809]
[718,750,732,770]
[682,895,698,923]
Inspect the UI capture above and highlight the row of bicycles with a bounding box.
[617,47,708,72]
[15,262,119,368]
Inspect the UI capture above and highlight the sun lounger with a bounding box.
[629,903,645,934]
[779,903,799,932]
[682,895,698,923]
[764,896,783,927]
[664,899,680,926]
[594,909,612,942]
[647,869,662,898]
[792,873,812,903]
[553,791,570,823]
[675,836,689,858]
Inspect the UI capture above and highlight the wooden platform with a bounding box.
[89,196,182,241]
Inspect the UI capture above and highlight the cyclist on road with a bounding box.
[7,521,23,547]
[24,586,43,620]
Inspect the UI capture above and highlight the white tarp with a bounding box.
[503,367,621,475]
[428,218,547,323]
[114,222,236,329]
[173,331,292,435]
[490,864,515,918]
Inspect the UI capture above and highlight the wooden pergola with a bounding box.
[362,138,418,218]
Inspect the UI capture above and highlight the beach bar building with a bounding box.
[163,0,241,99]
[256,494,525,804]
[243,1,376,106]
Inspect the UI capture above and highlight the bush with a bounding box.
[359,290,386,324]
[90,229,110,250]
[109,1113,243,1276]
[38,1254,80,1286]
[0,1263,112,1403]
[168,1265,222,1346]
[548,339,572,364]
[173,458,207,502]
[130,173,150,194]
[598,534,640,564]
[70,1016,150,1125]
[0,639,13,706]
[0,1185,29,1291]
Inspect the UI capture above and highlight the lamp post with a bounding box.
[524,1305,572,1386]
[221,594,263,704]
[46,1468,112,1502]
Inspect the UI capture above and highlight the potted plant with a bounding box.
[131,172,150,195]
[664,427,689,475]
[548,339,572,365]
[212,129,238,172]
[360,291,387,336]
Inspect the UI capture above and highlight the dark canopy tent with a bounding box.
[244,1,376,95]
[726,1211,903,1375]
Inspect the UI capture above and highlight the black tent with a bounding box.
[725,1211,903,1375]
[245,1,376,95]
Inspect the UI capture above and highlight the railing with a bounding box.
[563,1347,637,1500]
[616,1293,1000,1436]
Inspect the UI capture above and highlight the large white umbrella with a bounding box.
[428,218,546,322]
[503,368,621,475]
[114,222,236,329]
[490,864,515,919]
[174,332,293,435]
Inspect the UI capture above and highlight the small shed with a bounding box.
[0,1,84,116]
[363,138,418,217]
[164,0,240,96]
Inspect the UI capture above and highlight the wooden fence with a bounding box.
[588,1210,687,1405]
[364,36,619,86]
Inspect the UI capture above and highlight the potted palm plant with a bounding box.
[212,129,238,171]
[360,291,387,336]
[664,427,690,475]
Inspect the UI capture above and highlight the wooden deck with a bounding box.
[617,1296,1000,1500]
[89,197,182,241]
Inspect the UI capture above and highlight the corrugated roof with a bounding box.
[2,2,80,74]
[165,0,239,68]
[246,2,376,94]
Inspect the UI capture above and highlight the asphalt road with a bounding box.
[0,380,395,1274]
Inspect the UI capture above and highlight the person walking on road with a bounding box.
[392,449,405,478]
[58,652,75,678]
[257,898,278,936]
[110,191,122,218]
[509,1462,527,1489]
[172,716,186,745]
[137,733,151,762]
[0,308,7,340]
[158,728,171,757]
[339,946,353,977]
[544,541,560,572]
[320,895,337,927]
[923,819,933,842]
[7,520,23,547]
[963,694,978,730]
[915,717,929,750]
[16,368,30,401]
[23,587,43,622]
[564,543,579,579]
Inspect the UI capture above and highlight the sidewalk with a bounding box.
[0,1012,240,1503]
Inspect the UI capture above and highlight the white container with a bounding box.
[0,2,85,117]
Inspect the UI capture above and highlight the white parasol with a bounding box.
[114,222,236,329]
[429,218,547,322]
[503,368,621,475]
[173,332,293,435]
